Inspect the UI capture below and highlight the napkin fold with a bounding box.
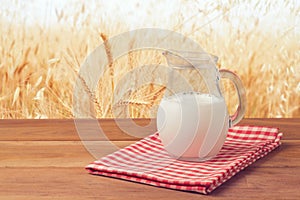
[86,126,282,194]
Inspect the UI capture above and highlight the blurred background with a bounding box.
[0,0,299,119]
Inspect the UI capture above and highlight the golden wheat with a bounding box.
[0,0,299,119]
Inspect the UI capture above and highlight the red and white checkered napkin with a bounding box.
[86,126,283,194]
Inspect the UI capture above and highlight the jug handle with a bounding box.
[219,69,247,126]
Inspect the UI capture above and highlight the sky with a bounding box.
[0,0,299,34]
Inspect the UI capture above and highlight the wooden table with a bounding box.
[0,118,299,199]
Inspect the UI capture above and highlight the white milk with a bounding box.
[157,92,229,161]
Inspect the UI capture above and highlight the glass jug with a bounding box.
[157,50,246,161]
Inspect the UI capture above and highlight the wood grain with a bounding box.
[0,118,299,141]
[0,141,299,168]
[0,167,299,199]
[0,118,299,199]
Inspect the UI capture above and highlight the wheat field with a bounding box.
[0,0,299,119]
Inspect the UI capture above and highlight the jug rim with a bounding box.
[163,50,218,69]
[163,50,218,63]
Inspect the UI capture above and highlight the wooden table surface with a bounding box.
[0,118,299,199]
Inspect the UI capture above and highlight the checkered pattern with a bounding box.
[86,126,282,194]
